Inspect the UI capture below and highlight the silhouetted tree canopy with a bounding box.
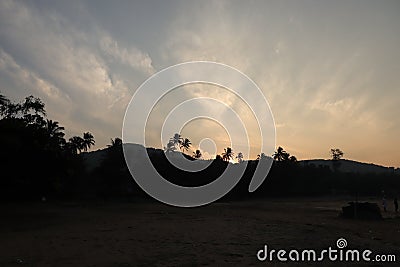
[273,146,290,161]
[0,93,95,200]
[330,148,344,160]
[1,92,398,201]
[330,148,344,172]
[193,149,202,159]
[222,147,234,161]
[180,138,191,152]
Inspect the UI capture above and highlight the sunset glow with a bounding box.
[0,1,399,167]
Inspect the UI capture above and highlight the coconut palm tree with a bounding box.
[68,136,85,154]
[273,146,289,161]
[108,137,122,148]
[222,147,234,162]
[170,133,183,148]
[192,149,202,159]
[180,138,191,152]
[44,119,65,151]
[82,132,95,152]
[45,119,65,139]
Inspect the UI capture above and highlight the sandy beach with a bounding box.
[1,197,399,267]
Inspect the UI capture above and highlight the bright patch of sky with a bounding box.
[1,0,399,166]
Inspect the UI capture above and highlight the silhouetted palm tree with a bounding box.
[45,119,65,139]
[108,137,122,148]
[236,152,244,163]
[273,146,289,161]
[170,133,183,149]
[68,136,85,154]
[82,132,95,152]
[44,119,65,151]
[193,149,202,159]
[222,147,234,162]
[180,138,191,152]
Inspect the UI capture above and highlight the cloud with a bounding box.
[0,0,154,147]
[0,48,72,118]
[0,0,399,166]
[100,34,155,75]
[159,0,400,166]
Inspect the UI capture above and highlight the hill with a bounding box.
[300,159,399,175]
[82,144,399,176]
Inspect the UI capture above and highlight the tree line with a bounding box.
[163,133,296,163]
[0,93,95,199]
[0,93,398,201]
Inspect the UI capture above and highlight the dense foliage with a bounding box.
[0,93,94,199]
[1,93,399,201]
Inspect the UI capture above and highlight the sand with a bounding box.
[1,197,399,266]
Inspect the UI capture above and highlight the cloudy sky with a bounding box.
[1,0,399,167]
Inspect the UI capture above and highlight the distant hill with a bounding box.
[81,144,400,175]
[80,143,161,173]
[80,148,108,172]
[300,159,399,175]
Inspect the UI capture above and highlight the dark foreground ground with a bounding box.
[1,197,399,267]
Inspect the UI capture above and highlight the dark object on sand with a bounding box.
[341,202,382,220]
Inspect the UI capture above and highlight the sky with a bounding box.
[0,0,399,167]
